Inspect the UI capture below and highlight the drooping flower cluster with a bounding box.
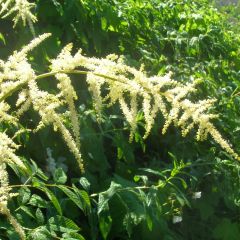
[50,44,240,161]
[0,33,240,238]
[0,33,51,103]
[0,34,50,239]
[0,34,239,175]
[51,44,81,148]
[28,64,84,172]
[0,0,37,28]
[0,164,25,240]
[0,33,84,172]
[0,132,26,239]
[0,66,26,237]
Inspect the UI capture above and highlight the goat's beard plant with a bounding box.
[0,33,239,239]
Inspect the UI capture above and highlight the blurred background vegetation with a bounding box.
[0,0,240,239]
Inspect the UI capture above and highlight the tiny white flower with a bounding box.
[192,191,202,200]
[172,215,182,224]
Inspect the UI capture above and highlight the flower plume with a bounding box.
[0,34,239,238]
[0,33,239,177]
[0,0,37,29]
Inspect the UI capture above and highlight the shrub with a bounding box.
[0,1,240,240]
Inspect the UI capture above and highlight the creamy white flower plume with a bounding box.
[0,0,37,28]
[0,34,239,179]
[0,35,239,239]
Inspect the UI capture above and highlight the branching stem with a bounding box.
[0,69,169,103]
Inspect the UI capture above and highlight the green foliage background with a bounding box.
[0,0,240,239]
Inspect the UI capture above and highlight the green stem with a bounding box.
[10,183,74,190]
[10,182,167,198]
[0,69,169,103]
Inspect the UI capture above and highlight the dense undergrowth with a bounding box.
[0,0,240,240]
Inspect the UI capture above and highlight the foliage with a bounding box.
[0,0,240,240]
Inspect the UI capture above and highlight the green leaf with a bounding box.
[0,32,6,45]
[36,186,62,215]
[73,186,91,214]
[140,168,168,179]
[123,212,142,237]
[58,185,91,214]
[29,226,52,240]
[6,229,19,240]
[101,17,108,30]
[18,187,31,205]
[29,194,48,208]
[146,214,153,231]
[36,208,45,225]
[79,177,90,192]
[134,175,141,182]
[97,182,122,239]
[98,182,122,214]
[62,232,86,240]
[53,168,67,184]
[48,215,81,233]
[99,210,112,240]
[19,206,35,219]
[57,186,83,210]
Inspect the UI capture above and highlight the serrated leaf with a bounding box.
[57,186,82,208]
[29,194,48,208]
[73,186,91,214]
[118,190,146,236]
[48,215,80,233]
[18,187,31,205]
[62,232,86,240]
[19,206,35,219]
[29,226,52,240]
[36,186,62,215]
[36,208,45,225]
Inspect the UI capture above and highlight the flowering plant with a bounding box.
[0,1,239,239]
